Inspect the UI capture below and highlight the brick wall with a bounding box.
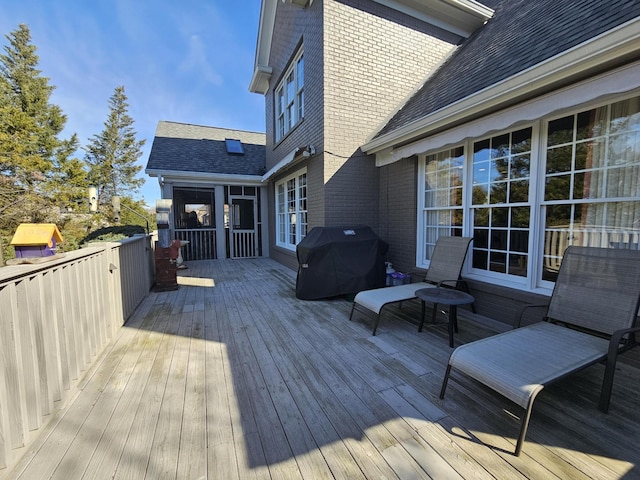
[264,0,458,263]
[323,0,457,234]
[378,157,418,274]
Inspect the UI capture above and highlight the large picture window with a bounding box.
[416,94,639,292]
[276,169,307,250]
[275,49,304,142]
[542,97,640,281]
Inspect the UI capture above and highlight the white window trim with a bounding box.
[275,48,304,142]
[415,148,465,270]
[275,167,307,251]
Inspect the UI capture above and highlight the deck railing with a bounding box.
[0,235,154,473]
[174,228,217,260]
[544,227,640,273]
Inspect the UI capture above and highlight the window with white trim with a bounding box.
[418,147,465,266]
[470,127,533,278]
[416,94,640,291]
[276,169,307,250]
[275,49,304,142]
[542,97,640,282]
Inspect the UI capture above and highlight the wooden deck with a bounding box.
[4,258,639,479]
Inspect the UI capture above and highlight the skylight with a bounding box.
[225,138,244,155]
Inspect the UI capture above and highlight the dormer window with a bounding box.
[275,49,304,142]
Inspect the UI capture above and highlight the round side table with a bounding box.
[415,287,475,347]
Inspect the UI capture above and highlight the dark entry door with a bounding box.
[229,197,257,258]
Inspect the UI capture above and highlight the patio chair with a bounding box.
[440,246,640,456]
[349,236,474,335]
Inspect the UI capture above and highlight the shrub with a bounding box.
[80,225,146,245]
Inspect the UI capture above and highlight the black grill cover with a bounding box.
[295,226,388,300]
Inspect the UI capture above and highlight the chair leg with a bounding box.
[372,314,380,336]
[448,306,457,348]
[515,392,540,456]
[515,408,532,456]
[440,364,452,399]
[599,344,621,413]
[442,363,539,457]
[460,281,477,314]
[349,302,356,321]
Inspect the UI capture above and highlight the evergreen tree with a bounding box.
[84,86,145,216]
[47,133,89,211]
[0,23,81,238]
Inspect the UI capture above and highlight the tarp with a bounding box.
[296,225,388,300]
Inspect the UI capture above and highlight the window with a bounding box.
[276,169,307,249]
[542,97,640,281]
[275,49,304,142]
[418,147,465,266]
[416,94,640,292]
[471,127,532,278]
[225,138,244,155]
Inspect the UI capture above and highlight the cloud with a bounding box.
[179,34,223,87]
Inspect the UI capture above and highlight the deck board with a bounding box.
[3,257,639,480]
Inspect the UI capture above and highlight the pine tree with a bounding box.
[47,132,89,211]
[0,24,81,238]
[84,86,145,217]
[0,24,70,190]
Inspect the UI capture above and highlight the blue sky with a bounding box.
[1,0,265,206]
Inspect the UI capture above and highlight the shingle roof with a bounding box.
[375,0,640,139]
[146,121,266,176]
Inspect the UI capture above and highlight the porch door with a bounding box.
[229,196,258,258]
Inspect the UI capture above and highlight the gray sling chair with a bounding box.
[440,246,640,456]
[349,236,475,335]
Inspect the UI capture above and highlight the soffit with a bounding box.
[370,0,493,37]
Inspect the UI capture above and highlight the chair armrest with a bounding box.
[436,279,462,288]
[514,303,549,328]
[600,325,640,412]
[609,325,640,351]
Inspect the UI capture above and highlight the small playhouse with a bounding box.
[10,223,63,258]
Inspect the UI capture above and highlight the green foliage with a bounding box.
[118,197,157,232]
[0,24,88,264]
[0,24,73,191]
[80,225,146,245]
[84,86,145,212]
[0,25,150,266]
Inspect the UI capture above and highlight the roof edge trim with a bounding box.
[262,146,312,182]
[146,169,265,186]
[370,0,493,37]
[249,0,277,93]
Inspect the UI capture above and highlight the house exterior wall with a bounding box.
[378,157,418,275]
[265,0,324,265]
[322,0,457,232]
[378,79,640,324]
[265,0,459,264]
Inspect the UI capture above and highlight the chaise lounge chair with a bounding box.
[440,246,640,456]
[349,236,473,335]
